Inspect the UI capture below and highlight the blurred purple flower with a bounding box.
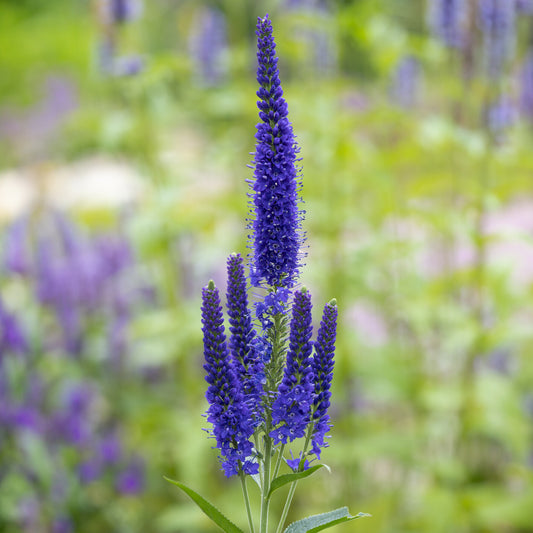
[96,1,144,77]
[9,406,43,433]
[189,7,228,86]
[52,516,73,533]
[283,0,327,9]
[99,430,123,464]
[98,0,143,25]
[478,0,517,78]
[109,0,143,24]
[0,297,28,354]
[3,217,31,276]
[113,55,145,77]
[390,55,422,108]
[18,497,41,531]
[28,213,141,355]
[427,0,468,48]
[516,0,533,13]
[0,76,78,161]
[64,383,93,415]
[116,456,145,494]
[486,94,517,135]
[520,50,533,119]
[474,348,514,374]
[50,384,94,444]
[78,456,102,484]
[57,305,84,356]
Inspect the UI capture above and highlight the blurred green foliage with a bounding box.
[1,0,533,532]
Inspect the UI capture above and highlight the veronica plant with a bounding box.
[166,15,369,533]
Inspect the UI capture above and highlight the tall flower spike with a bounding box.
[427,0,468,48]
[520,49,533,120]
[0,297,28,355]
[249,15,304,289]
[390,55,422,109]
[201,281,257,476]
[270,288,314,444]
[310,299,337,459]
[478,0,516,79]
[226,253,264,422]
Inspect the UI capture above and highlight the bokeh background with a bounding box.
[1,0,533,532]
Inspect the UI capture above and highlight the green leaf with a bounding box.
[283,507,371,533]
[164,477,244,533]
[268,465,325,499]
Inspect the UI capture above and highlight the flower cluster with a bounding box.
[4,211,150,360]
[200,15,337,479]
[0,212,150,531]
[248,15,304,290]
[390,55,422,108]
[427,0,468,48]
[310,300,338,458]
[188,7,228,86]
[477,0,517,78]
[270,289,314,445]
[95,0,144,76]
[520,50,533,120]
[201,280,257,476]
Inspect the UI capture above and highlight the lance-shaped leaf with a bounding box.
[283,507,370,533]
[165,477,244,533]
[267,464,325,499]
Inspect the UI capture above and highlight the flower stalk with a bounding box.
[168,13,368,533]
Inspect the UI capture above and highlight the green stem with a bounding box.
[275,481,298,533]
[275,434,312,533]
[272,443,285,481]
[240,470,255,533]
[260,430,272,533]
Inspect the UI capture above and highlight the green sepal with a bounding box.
[267,464,325,499]
[164,477,244,533]
[283,507,371,533]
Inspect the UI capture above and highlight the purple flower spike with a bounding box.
[102,0,143,25]
[478,0,516,79]
[52,516,73,533]
[310,299,337,459]
[0,297,28,355]
[116,456,145,495]
[201,281,257,477]
[249,15,305,289]
[427,0,468,48]
[226,254,264,421]
[271,288,314,444]
[516,0,533,13]
[390,55,422,108]
[520,50,533,119]
[4,217,30,276]
[189,7,228,86]
[111,0,142,23]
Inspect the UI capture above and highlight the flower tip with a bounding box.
[328,298,337,307]
[207,280,216,290]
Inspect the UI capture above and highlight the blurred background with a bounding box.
[1,0,533,532]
